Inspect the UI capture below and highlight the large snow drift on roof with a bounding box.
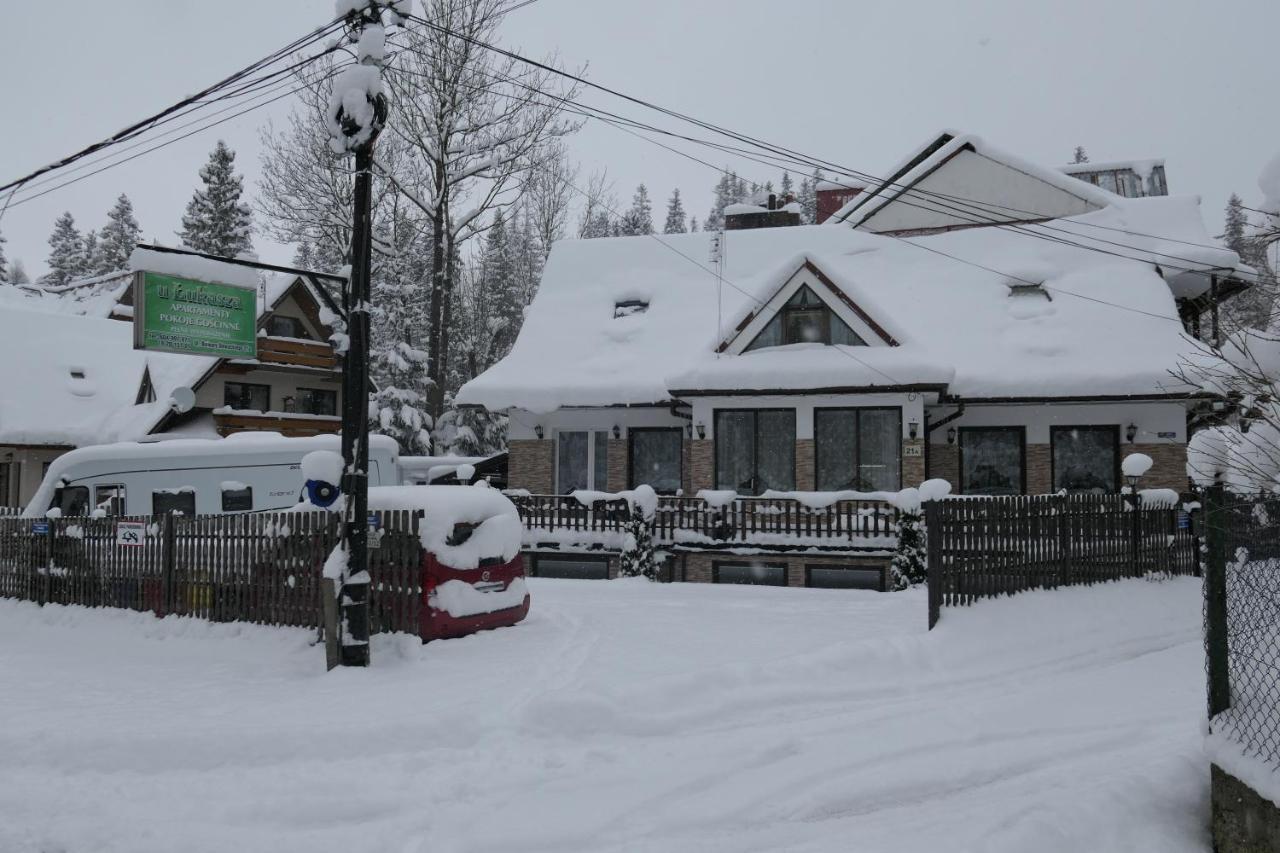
[458,195,1233,410]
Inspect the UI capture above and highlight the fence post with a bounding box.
[926,500,942,630]
[1203,484,1231,717]
[1057,495,1070,588]
[161,513,176,616]
[1130,491,1143,578]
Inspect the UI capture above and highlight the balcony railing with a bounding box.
[256,336,339,370]
[509,493,899,551]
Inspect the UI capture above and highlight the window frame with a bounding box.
[713,408,796,495]
[712,560,788,586]
[743,284,867,351]
[94,484,127,516]
[804,563,886,591]
[813,406,903,492]
[627,427,684,494]
[958,426,1027,495]
[297,387,337,416]
[554,429,610,494]
[223,381,271,413]
[1050,425,1121,494]
[532,554,610,580]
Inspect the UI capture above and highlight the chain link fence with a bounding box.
[1204,487,1280,769]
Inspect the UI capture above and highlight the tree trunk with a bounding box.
[427,164,449,420]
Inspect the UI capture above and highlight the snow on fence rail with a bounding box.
[0,511,423,635]
[509,494,899,550]
[925,492,1198,629]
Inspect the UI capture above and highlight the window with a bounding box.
[959,427,1025,495]
[221,484,253,512]
[805,564,885,590]
[715,409,795,494]
[555,430,610,493]
[628,428,683,494]
[297,388,337,416]
[94,484,126,516]
[814,408,902,492]
[533,556,610,580]
[267,315,308,339]
[713,561,788,586]
[53,486,89,517]
[613,300,649,318]
[744,285,867,351]
[1052,426,1119,494]
[0,463,11,508]
[224,382,270,412]
[153,489,196,516]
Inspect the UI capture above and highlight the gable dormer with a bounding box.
[719,260,897,355]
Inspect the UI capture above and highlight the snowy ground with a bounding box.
[0,577,1210,853]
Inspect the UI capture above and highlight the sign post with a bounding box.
[132,271,257,359]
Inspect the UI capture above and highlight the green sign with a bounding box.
[134,271,257,358]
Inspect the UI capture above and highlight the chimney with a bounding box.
[815,178,867,224]
[724,192,803,231]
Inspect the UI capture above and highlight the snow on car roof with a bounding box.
[457,193,1237,411]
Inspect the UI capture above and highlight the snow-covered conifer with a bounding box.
[618,486,658,580]
[97,194,141,274]
[619,184,654,236]
[1072,146,1089,165]
[9,259,29,286]
[663,189,687,234]
[81,230,100,277]
[179,140,254,257]
[43,212,85,287]
[780,171,794,199]
[890,508,927,590]
[0,228,7,285]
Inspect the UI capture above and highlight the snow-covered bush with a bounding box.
[890,506,927,590]
[618,485,658,580]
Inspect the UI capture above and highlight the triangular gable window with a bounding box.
[135,366,156,404]
[744,285,867,352]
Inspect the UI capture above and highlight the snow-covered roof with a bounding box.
[828,131,1116,231]
[457,193,1239,411]
[1060,158,1165,177]
[0,306,203,447]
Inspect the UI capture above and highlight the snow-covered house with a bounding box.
[0,271,347,509]
[456,132,1251,586]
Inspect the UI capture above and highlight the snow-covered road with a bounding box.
[0,577,1210,852]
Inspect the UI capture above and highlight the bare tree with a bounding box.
[576,169,616,238]
[387,0,580,416]
[524,140,577,262]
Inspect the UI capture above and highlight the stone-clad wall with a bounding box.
[507,440,553,494]
[925,441,1188,495]
[1212,764,1280,852]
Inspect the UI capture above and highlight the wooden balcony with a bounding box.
[213,409,341,438]
[508,494,900,552]
[256,336,339,370]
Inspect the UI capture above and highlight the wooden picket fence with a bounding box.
[0,510,424,636]
[925,493,1199,628]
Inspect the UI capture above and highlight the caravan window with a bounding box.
[153,490,196,516]
[54,486,89,517]
[94,484,126,516]
[224,382,270,412]
[221,484,253,512]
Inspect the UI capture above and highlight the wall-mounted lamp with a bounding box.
[946,426,956,445]
[534,424,545,440]
[907,419,919,440]
[612,424,621,440]
[695,421,706,440]
[1125,423,1137,443]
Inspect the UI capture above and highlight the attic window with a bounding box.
[69,369,86,380]
[1006,281,1052,300]
[613,299,649,318]
[744,285,867,351]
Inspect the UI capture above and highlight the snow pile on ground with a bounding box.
[0,577,1212,852]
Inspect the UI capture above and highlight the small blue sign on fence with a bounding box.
[1177,511,1191,530]
[368,513,380,529]
[31,521,50,535]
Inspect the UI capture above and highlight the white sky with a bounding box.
[2,0,1278,278]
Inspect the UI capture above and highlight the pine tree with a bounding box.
[1072,146,1089,164]
[435,394,506,456]
[0,228,7,285]
[1221,193,1278,331]
[780,170,794,199]
[81,230,100,278]
[890,507,927,589]
[43,212,85,287]
[179,140,254,257]
[663,189,687,234]
[619,184,654,236]
[97,193,141,274]
[689,216,699,233]
[9,260,28,286]
[1224,194,1248,249]
[704,170,738,231]
[618,485,658,580]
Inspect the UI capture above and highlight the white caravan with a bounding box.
[24,433,402,518]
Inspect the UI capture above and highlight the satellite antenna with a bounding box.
[168,386,195,414]
[709,230,725,355]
